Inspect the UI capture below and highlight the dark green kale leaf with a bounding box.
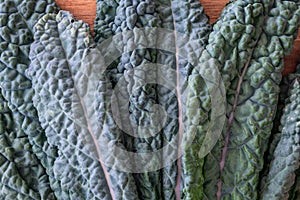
[94,0,211,199]
[95,1,173,198]
[174,1,214,200]
[0,0,60,197]
[0,88,55,199]
[28,10,140,200]
[94,0,119,43]
[260,79,300,199]
[261,71,300,185]
[193,0,300,199]
[263,68,300,200]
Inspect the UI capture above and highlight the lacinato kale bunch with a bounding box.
[1,0,300,199]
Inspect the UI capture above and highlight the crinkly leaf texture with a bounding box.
[260,79,300,199]
[28,10,142,200]
[199,0,300,199]
[0,0,59,197]
[95,0,211,199]
[0,89,55,199]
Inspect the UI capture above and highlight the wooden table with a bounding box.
[55,0,300,75]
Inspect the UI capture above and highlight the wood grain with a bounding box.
[55,0,96,32]
[55,0,300,75]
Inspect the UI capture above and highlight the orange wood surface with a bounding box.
[55,0,300,75]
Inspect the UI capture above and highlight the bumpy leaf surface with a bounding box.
[261,72,300,182]
[197,0,300,199]
[95,0,119,43]
[0,0,59,196]
[265,67,300,200]
[0,89,55,199]
[95,0,211,199]
[260,79,300,199]
[28,11,139,200]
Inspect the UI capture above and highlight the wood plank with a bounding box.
[55,0,300,74]
[55,0,96,32]
[201,0,228,23]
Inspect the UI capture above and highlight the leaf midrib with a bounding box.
[56,18,115,200]
[216,18,266,199]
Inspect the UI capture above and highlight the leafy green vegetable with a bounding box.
[262,67,300,200]
[260,79,300,199]
[196,0,300,199]
[0,0,60,196]
[176,2,214,200]
[28,10,140,200]
[261,71,300,181]
[0,88,55,199]
[95,0,211,199]
[2,0,300,199]
[95,1,174,198]
[94,0,119,43]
